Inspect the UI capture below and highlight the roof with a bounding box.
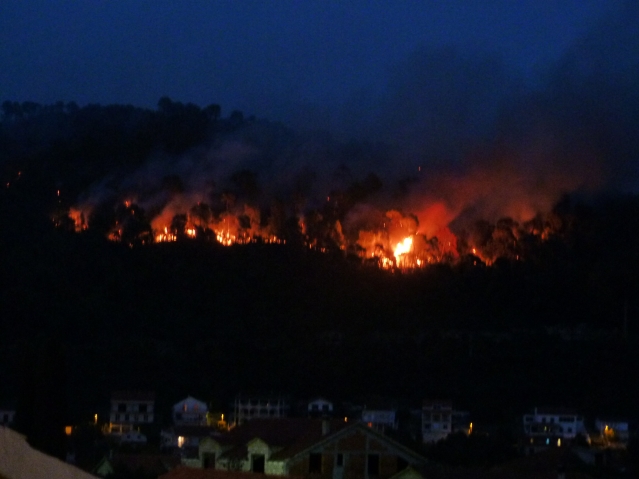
[533,407,579,416]
[173,396,207,408]
[0,426,98,479]
[172,426,219,438]
[159,466,304,479]
[281,421,427,464]
[221,418,345,448]
[214,418,348,462]
[111,390,156,401]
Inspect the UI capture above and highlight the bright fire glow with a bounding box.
[394,237,413,259]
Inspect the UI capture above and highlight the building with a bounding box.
[181,418,428,479]
[173,396,209,426]
[522,407,588,454]
[233,395,289,425]
[106,390,155,441]
[523,407,587,441]
[421,400,452,443]
[161,425,220,450]
[594,418,630,444]
[361,409,397,432]
[307,398,333,418]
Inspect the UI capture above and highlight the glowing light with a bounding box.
[178,436,185,448]
[394,237,413,258]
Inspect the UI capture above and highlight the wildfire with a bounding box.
[62,188,562,270]
[394,237,413,259]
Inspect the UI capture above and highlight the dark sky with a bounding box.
[0,1,618,124]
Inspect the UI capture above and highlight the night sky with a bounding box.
[1,1,638,215]
[0,1,621,124]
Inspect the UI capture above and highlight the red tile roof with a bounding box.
[214,418,348,461]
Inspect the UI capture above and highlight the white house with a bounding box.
[119,429,148,444]
[173,396,208,426]
[523,407,588,441]
[106,390,155,437]
[422,400,452,443]
[307,398,333,417]
[233,394,289,425]
[361,408,397,432]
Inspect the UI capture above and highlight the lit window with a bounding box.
[178,436,185,448]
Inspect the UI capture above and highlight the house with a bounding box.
[233,394,290,425]
[522,407,589,454]
[307,398,333,418]
[173,396,209,426]
[161,425,220,450]
[421,400,452,443]
[0,425,97,479]
[594,418,630,444]
[105,390,155,442]
[361,408,397,432]
[523,407,588,441]
[182,418,428,479]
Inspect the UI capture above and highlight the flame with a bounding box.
[394,236,413,259]
[68,207,88,232]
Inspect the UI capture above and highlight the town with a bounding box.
[0,392,633,478]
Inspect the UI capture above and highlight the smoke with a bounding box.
[351,1,638,234]
[73,2,638,252]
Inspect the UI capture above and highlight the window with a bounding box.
[312,404,319,411]
[443,424,448,430]
[309,453,322,474]
[118,403,126,413]
[139,404,147,413]
[367,454,380,476]
[423,423,431,430]
[322,404,329,411]
[125,414,130,421]
[252,454,265,473]
[336,454,343,467]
